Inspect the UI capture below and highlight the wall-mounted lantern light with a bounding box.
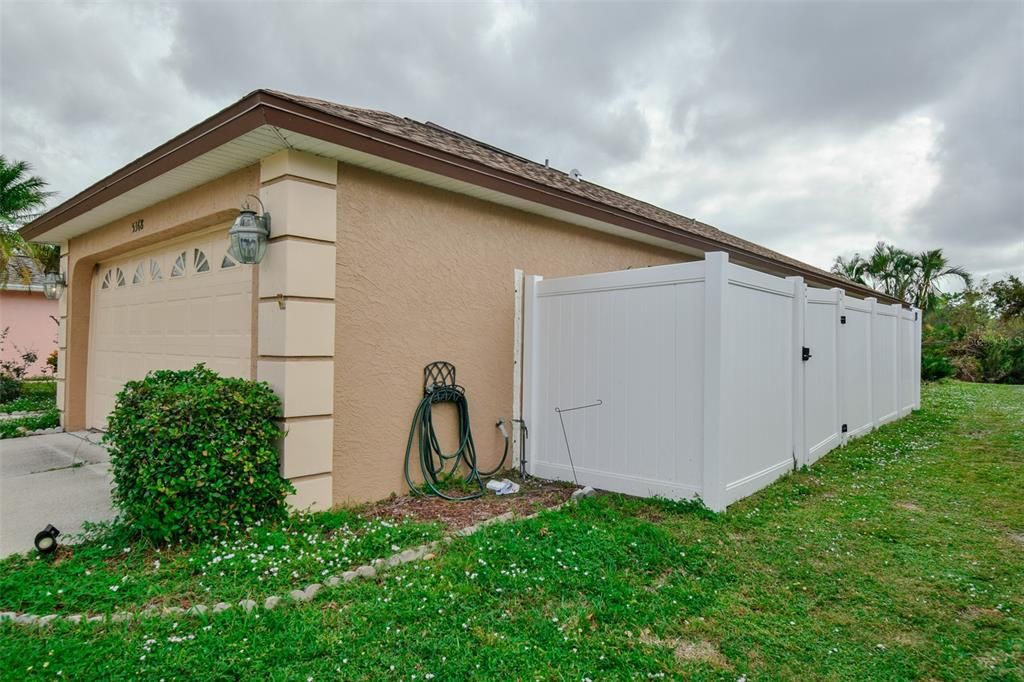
[41,271,66,300]
[227,194,271,264]
[34,524,60,555]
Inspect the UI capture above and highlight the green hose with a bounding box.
[403,384,509,501]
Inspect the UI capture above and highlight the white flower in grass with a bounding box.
[109,585,119,592]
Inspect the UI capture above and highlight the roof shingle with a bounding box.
[269,90,847,285]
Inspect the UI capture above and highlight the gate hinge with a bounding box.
[802,346,812,362]
[840,315,847,325]
[841,423,848,433]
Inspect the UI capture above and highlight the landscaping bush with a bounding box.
[921,347,954,381]
[103,364,293,542]
[974,335,1024,384]
[0,375,19,403]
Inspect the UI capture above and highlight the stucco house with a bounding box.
[20,89,899,511]
[0,256,59,377]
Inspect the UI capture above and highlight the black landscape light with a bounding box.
[34,524,60,555]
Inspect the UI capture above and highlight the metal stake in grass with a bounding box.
[554,400,602,485]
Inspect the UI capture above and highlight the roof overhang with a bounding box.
[21,90,902,304]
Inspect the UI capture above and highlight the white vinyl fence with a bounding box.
[521,252,921,511]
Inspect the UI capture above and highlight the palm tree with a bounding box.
[914,248,972,312]
[870,242,918,303]
[0,156,54,287]
[830,254,869,284]
[832,241,970,311]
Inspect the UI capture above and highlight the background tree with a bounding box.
[0,156,55,287]
[830,254,869,284]
[988,275,1024,321]
[914,248,973,312]
[831,241,971,311]
[834,242,1021,384]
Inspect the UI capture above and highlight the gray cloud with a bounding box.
[912,28,1024,259]
[1,1,1021,280]
[166,1,678,170]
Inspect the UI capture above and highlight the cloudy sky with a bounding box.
[2,1,1022,282]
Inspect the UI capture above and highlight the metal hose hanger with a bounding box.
[403,362,509,501]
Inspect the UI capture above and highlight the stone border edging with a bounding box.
[0,410,48,420]
[0,497,583,628]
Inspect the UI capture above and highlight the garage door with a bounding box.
[87,229,253,429]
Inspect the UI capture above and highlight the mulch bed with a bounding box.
[363,474,577,531]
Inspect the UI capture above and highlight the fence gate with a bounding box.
[840,295,874,439]
[801,287,843,465]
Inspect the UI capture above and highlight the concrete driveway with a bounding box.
[0,431,116,558]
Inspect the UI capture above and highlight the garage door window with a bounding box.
[132,263,145,284]
[221,251,237,269]
[115,268,126,287]
[150,259,162,280]
[171,252,186,278]
[193,249,210,273]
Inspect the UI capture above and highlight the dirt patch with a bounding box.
[1007,532,1024,546]
[639,630,730,667]
[894,501,922,512]
[961,606,1003,621]
[644,568,676,592]
[362,474,575,531]
[891,631,926,647]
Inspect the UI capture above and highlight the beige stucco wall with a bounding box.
[333,163,692,503]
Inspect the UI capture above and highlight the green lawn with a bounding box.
[0,510,443,614]
[2,380,1021,680]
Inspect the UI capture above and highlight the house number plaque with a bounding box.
[131,219,144,233]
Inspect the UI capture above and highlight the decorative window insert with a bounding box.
[221,251,238,269]
[194,248,210,273]
[115,268,126,287]
[101,270,113,290]
[150,259,162,280]
[171,252,186,278]
[132,263,145,284]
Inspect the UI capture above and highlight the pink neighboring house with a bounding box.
[0,256,59,377]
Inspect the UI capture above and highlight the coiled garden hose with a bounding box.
[403,383,510,501]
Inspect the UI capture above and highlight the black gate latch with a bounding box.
[802,346,812,361]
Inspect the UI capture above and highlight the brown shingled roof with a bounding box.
[268,90,847,286]
[20,88,895,303]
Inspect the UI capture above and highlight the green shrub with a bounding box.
[103,364,292,542]
[921,348,954,381]
[0,375,20,403]
[976,336,1024,384]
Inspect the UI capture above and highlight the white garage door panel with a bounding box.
[88,231,253,429]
